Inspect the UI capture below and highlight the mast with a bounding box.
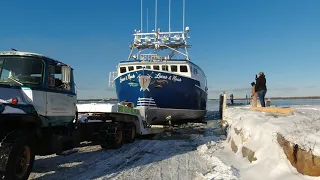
[169,0,171,32]
[183,0,185,30]
[155,0,157,31]
[141,0,143,32]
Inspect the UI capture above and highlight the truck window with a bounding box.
[0,57,44,85]
[0,59,3,79]
[48,65,71,91]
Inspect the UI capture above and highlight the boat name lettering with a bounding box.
[120,74,136,83]
[154,73,182,82]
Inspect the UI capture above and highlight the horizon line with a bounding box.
[77,96,320,101]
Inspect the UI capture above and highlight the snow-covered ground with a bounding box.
[29,109,240,180]
[29,102,320,180]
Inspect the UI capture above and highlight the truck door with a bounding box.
[46,64,76,126]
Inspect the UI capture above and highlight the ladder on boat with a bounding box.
[108,71,118,88]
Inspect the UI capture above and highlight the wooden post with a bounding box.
[222,91,227,120]
[219,94,223,119]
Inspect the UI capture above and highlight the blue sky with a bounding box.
[0,0,319,99]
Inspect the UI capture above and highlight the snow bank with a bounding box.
[195,141,241,180]
[218,105,320,179]
[225,105,320,156]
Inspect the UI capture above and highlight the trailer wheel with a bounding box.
[124,124,136,143]
[0,131,35,180]
[100,123,123,149]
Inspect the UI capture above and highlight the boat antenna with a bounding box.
[155,0,157,31]
[169,0,171,32]
[141,0,143,32]
[183,0,185,30]
[147,8,149,32]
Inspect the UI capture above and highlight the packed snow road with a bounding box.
[29,111,239,180]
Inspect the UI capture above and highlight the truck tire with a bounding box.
[99,123,123,149]
[123,124,136,143]
[0,130,35,180]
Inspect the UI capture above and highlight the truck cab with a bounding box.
[0,51,77,180]
[0,51,77,126]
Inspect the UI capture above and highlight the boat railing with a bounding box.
[140,54,168,61]
[108,71,118,88]
[132,29,189,48]
[128,27,191,61]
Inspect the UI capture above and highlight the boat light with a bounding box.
[163,36,170,42]
[185,26,190,33]
[173,35,180,41]
[145,36,151,43]
[11,98,18,105]
[134,37,141,44]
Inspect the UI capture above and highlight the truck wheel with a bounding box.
[100,123,123,149]
[124,124,136,143]
[0,131,35,180]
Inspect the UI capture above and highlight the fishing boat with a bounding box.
[109,0,208,124]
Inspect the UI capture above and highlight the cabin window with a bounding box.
[171,65,177,72]
[0,57,44,85]
[146,65,151,69]
[194,68,198,74]
[162,65,169,71]
[120,67,126,73]
[180,65,188,72]
[128,66,134,71]
[136,66,142,69]
[48,65,71,91]
[153,65,160,70]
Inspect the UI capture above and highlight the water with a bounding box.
[78,99,320,112]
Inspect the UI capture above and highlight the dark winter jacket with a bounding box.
[255,75,267,92]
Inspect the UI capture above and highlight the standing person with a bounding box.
[255,72,267,107]
[230,94,234,104]
[251,82,258,107]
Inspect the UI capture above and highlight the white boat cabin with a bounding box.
[116,60,207,92]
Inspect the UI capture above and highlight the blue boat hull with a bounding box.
[115,69,207,124]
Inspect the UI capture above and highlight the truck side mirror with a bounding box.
[61,66,71,84]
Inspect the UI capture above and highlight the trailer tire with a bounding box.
[100,123,123,149]
[0,130,35,180]
[124,124,136,143]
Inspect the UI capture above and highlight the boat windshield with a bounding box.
[0,56,44,86]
